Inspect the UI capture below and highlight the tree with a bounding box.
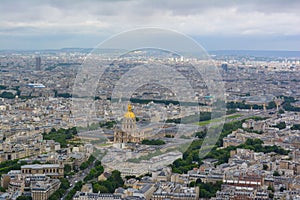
[291,124,300,130]
[43,128,77,148]
[48,178,70,200]
[141,139,166,145]
[93,183,109,193]
[0,91,15,99]
[101,181,114,193]
[196,178,202,184]
[125,175,136,180]
[109,170,124,188]
[273,171,280,176]
[65,181,83,200]
[57,93,72,98]
[280,187,286,192]
[80,155,95,170]
[49,193,60,200]
[195,131,207,139]
[198,181,222,198]
[263,164,268,170]
[273,122,286,130]
[64,164,72,174]
[83,159,104,182]
[80,162,89,170]
[189,181,196,187]
[60,178,70,190]
[267,101,276,109]
[95,160,102,166]
[91,170,124,193]
[16,196,32,200]
[0,85,7,90]
[32,160,41,164]
[267,185,275,192]
[0,186,6,192]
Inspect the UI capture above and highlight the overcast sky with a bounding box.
[0,0,299,50]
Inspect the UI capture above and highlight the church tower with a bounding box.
[114,103,143,146]
[122,104,137,134]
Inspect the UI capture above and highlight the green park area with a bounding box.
[170,117,289,198]
[197,114,243,126]
[171,118,288,174]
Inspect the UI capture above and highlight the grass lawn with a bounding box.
[197,114,243,126]
[197,117,224,126]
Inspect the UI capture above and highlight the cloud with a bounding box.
[0,0,299,49]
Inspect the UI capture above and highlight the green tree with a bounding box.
[65,181,83,200]
[48,178,70,200]
[0,91,15,99]
[43,128,77,148]
[93,183,109,193]
[109,170,124,188]
[80,162,89,170]
[291,124,300,130]
[189,181,196,187]
[80,155,95,170]
[0,186,6,192]
[57,93,72,98]
[64,164,72,174]
[263,164,268,170]
[273,171,280,176]
[267,185,275,192]
[273,122,286,130]
[0,85,7,90]
[267,101,276,109]
[16,196,32,200]
[198,181,222,198]
[141,139,166,145]
[32,160,41,164]
[280,187,286,192]
[60,178,70,190]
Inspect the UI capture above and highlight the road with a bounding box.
[61,160,96,200]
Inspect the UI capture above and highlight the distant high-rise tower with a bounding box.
[221,63,228,72]
[35,57,41,70]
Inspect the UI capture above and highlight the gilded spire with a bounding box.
[128,104,132,112]
[124,103,135,118]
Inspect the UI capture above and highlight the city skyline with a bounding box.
[0,0,299,50]
[1,1,300,199]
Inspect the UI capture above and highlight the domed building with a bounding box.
[113,104,144,148]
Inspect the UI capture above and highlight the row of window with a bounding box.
[22,168,62,174]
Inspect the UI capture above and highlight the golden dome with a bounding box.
[124,104,135,119]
